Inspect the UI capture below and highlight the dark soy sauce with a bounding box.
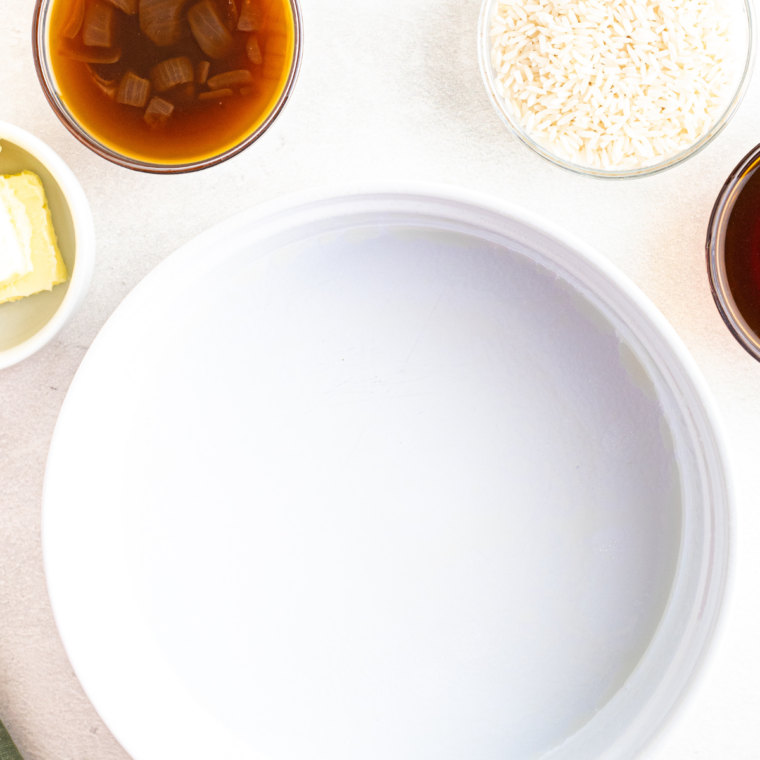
[724,161,760,337]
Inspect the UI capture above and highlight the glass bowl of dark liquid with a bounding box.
[32,0,302,173]
[707,144,760,361]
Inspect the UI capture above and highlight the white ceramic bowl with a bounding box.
[478,0,756,179]
[43,185,732,760]
[0,121,95,369]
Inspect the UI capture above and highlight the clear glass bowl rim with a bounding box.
[477,0,757,180]
[32,0,303,175]
[706,141,760,362]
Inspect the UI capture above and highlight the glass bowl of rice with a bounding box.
[478,0,755,178]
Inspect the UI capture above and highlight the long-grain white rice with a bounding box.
[490,0,734,169]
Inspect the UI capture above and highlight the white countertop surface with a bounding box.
[1,0,759,757]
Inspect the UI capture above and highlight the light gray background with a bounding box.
[1,0,759,757]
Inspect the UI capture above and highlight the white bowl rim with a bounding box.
[0,120,95,370]
[42,181,735,759]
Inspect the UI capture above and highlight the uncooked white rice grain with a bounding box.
[490,0,735,169]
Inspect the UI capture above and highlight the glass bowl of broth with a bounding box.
[32,0,302,173]
[707,142,760,361]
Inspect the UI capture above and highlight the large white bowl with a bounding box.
[0,121,95,369]
[43,185,732,760]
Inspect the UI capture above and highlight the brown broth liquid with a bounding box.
[49,0,294,164]
[724,162,760,337]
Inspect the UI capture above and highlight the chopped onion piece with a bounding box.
[61,0,86,38]
[262,32,287,79]
[117,71,151,107]
[89,67,119,99]
[105,0,138,14]
[262,0,284,26]
[207,69,251,89]
[221,0,239,30]
[151,56,194,92]
[83,1,117,47]
[265,31,287,55]
[172,82,196,106]
[58,41,122,63]
[144,96,174,127]
[94,80,118,99]
[139,0,186,46]
[90,75,118,99]
[246,35,262,64]
[188,0,233,59]
[237,0,261,31]
[198,88,233,99]
[195,60,210,84]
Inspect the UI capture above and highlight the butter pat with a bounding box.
[0,172,68,305]
[0,179,33,288]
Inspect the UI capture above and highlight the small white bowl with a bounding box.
[0,121,95,369]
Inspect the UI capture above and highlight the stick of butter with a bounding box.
[0,178,34,288]
[0,171,68,305]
